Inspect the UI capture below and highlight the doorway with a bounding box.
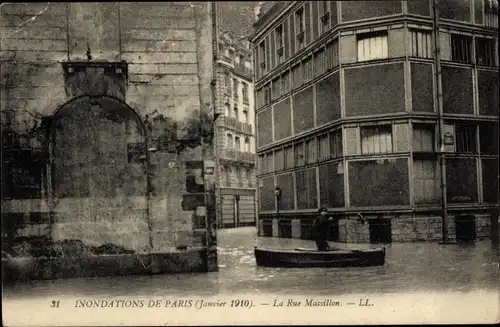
[369,218,392,244]
[455,214,476,243]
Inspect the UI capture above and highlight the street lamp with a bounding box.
[274,186,282,218]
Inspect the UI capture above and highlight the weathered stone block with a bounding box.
[272,219,279,237]
[291,219,301,239]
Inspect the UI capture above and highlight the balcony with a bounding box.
[222,115,253,134]
[234,63,253,78]
[218,54,234,68]
[220,149,256,165]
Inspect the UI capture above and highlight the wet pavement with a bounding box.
[3,227,499,298]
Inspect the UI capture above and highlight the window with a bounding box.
[233,79,239,98]
[234,136,240,150]
[275,24,284,63]
[357,32,388,62]
[265,152,274,173]
[296,168,318,209]
[329,130,343,158]
[233,107,238,120]
[318,134,330,161]
[294,142,305,166]
[258,155,266,174]
[281,71,290,94]
[227,133,233,148]
[485,0,499,28]
[242,110,248,124]
[451,34,472,63]
[224,167,230,186]
[302,56,313,82]
[361,125,393,154]
[479,122,499,155]
[264,84,271,105]
[246,168,253,187]
[413,159,440,204]
[319,1,330,34]
[284,146,294,169]
[314,49,326,77]
[409,29,432,58]
[275,149,284,171]
[476,37,496,66]
[256,88,264,108]
[272,77,280,100]
[306,138,317,164]
[236,168,242,186]
[224,103,230,116]
[413,124,435,152]
[292,64,302,89]
[259,41,267,75]
[295,7,305,50]
[242,82,249,102]
[244,137,250,152]
[455,124,476,153]
[326,39,339,69]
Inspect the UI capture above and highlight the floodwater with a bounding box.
[3,227,499,298]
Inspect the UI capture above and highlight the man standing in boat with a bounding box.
[311,207,333,251]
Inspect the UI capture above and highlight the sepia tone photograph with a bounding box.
[1,1,499,326]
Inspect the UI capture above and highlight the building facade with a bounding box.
[214,30,258,228]
[251,0,499,243]
[1,2,218,278]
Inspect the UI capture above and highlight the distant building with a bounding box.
[251,0,499,243]
[214,30,257,228]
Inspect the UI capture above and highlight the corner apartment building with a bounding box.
[214,30,257,228]
[1,2,218,276]
[251,0,499,244]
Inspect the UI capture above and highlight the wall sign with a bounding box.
[444,132,454,145]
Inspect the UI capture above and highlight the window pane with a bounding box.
[318,134,330,161]
[361,125,393,154]
[348,158,410,206]
[319,162,345,207]
[413,124,435,152]
[260,176,275,211]
[276,173,294,210]
[357,33,388,61]
[446,158,478,203]
[455,124,477,153]
[296,168,318,209]
[413,158,440,204]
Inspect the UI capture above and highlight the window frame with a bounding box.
[450,33,473,64]
[357,31,389,62]
[360,124,394,155]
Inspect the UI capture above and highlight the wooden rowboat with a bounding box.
[254,246,386,268]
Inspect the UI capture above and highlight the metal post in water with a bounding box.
[432,0,449,244]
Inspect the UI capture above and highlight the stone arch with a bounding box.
[50,95,148,199]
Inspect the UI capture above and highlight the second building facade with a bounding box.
[251,0,499,243]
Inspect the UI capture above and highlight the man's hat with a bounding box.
[318,207,328,213]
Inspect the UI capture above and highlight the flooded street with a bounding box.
[3,227,498,298]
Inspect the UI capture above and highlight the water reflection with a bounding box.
[3,227,498,299]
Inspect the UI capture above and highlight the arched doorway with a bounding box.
[50,95,150,251]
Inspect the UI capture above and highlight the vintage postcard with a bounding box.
[1,1,499,326]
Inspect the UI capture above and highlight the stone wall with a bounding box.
[391,217,443,242]
[1,3,214,263]
[338,219,370,243]
[475,215,491,239]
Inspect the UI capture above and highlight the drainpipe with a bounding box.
[432,0,449,244]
